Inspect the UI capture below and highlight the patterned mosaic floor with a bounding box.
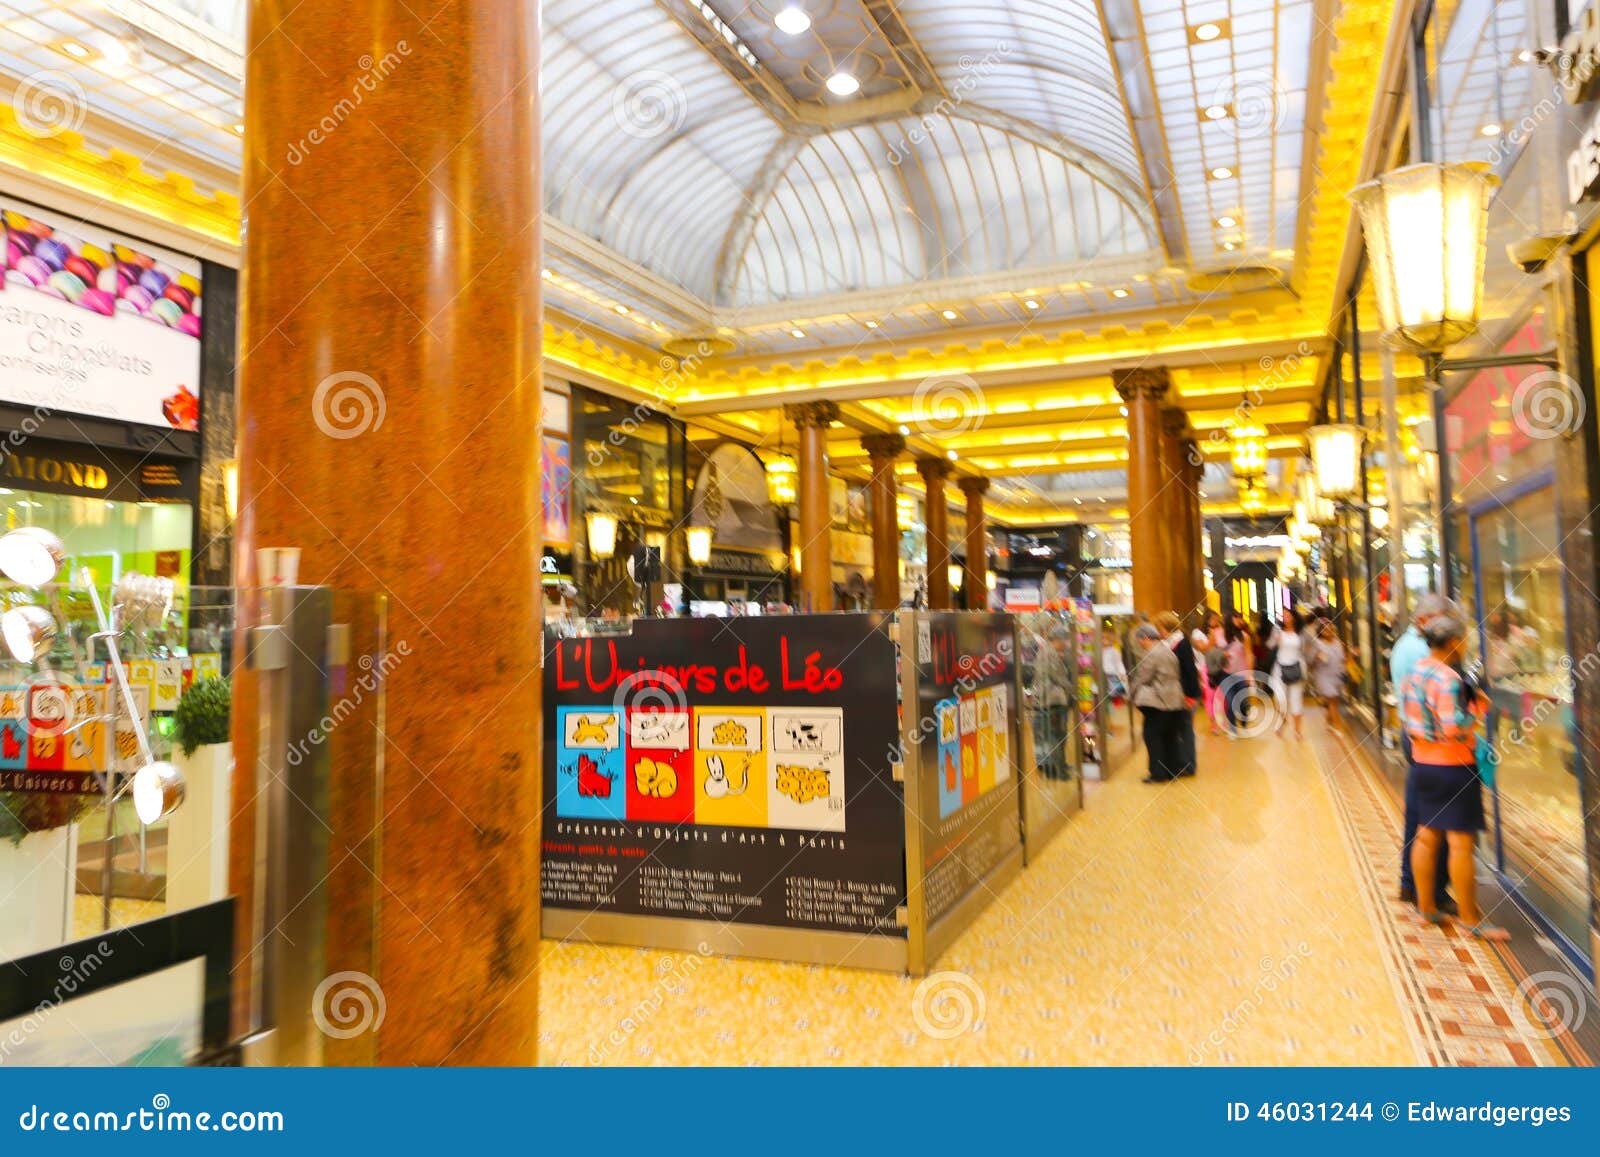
[539,708,1591,1066]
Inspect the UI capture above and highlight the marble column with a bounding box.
[1114,368,1173,614]
[1160,406,1193,616]
[786,401,839,612]
[861,432,906,610]
[233,1,542,1065]
[959,477,990,611]
[917,456,954,610]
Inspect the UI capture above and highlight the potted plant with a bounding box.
[0,790,95,962]
[165,676,232,912]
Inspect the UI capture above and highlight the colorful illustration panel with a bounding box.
[624,708,694,823]
[935,697,962,819]
[554,706,626,820]
[692,707,767,828]
[958,694,979,806]
[767,707,845,833]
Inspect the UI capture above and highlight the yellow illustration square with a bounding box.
[975,688,997,793]
[692,707,768,829]
[64,720,107,771]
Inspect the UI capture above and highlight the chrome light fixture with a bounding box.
[0,527,65,586]
[1306,424,1365,501]
[132,760,186,825]
[2,604,56,661]
[115,571,175,629]
[685,525,713,567]
[1349,162,1497,353]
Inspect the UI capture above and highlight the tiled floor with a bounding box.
[540,708,1571,1066]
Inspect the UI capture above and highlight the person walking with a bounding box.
[1195,610,1226,735]
[1269,607,1308,739]
[1399,611,1508,941]
[1392,594,1457,912]
[1128,623,1186,784]
[1220,617,1251,736]
[1310,619,1347,730]
[1156,610,1201,778]
[1101,625,1127,737]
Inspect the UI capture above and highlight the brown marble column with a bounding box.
[959,477,990,611]
[1160,407,1191,615]
[786,401,839,612]
[861,432,905,610]
[1114,367,1173,614]
[233,2,542,1065]
[918,456,954,609]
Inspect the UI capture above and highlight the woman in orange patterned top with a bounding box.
[1398,611,1508,942]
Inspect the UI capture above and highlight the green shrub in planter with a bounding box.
[173,677,231,757]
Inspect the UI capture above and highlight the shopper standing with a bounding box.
[1129,623,1186,784]
[1269,607,1308,739]
[1220,617,1250,736]
[1196,610,1226,735]
[1399,612,1508,941]
[1391,594,1456,912]
[1156,611,1201,778]
[1031,621,1073,779]
[1311,619,1347,731]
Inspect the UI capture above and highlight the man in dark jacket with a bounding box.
[1156,611,1201,777]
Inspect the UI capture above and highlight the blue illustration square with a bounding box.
[555,706,626,820]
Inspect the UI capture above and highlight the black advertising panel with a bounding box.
[906,612,1023,923]
[542,614,905,939]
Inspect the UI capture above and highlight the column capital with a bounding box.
[958,475,990,498]
[1113,367,1172,403]
[861,431,907,459]
[1160,404,1191,438]
[783,400,840,429]
[916,455,954,482]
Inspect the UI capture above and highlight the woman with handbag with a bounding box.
[1270,607,1307,738]
[1311,619,1346,731]
[1398,611,1508,941]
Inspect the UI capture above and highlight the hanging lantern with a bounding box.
[1230,422,1268,481]
[585,509,618,561]
[1297,468,1338,528]
[1307,424,1364,501]
[1238,479,1267,514]
[765,456,798,506]
[1348,161,1497,353]
[685,525,713,566]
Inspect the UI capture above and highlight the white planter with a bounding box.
[0,824,74,962]
[164,742,233,913]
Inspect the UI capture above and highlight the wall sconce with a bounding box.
[585,510,618,560]
[1349,162,1496,353]
[222,460,239,522]
[765,457,797,506]
[686,525,713,567]
[790,542,803,574]
[947,563,963,592]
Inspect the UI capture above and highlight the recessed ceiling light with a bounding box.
[864,319,880,329]
[790,327,805,338]
[614,304,630,315]
[826,72,860,97]
[898,424,911,435]
[1203,104,1231,121]
[946,450,958,460]
[1193,22,1224,42]
[1480,122,1502,137]
[1024,299,1041,310]
[1111,288,1130,299]
[1118,406,1128,417]
[774,6,811,35]
[231,122,245,134]
[1210,165,1235,180]
[58,39,91,59]
[1216,214,1237,228]
[540,268,553,279]
[941,309,958,320]
[1222,239,1239,252]
[1513,48,1533,64]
